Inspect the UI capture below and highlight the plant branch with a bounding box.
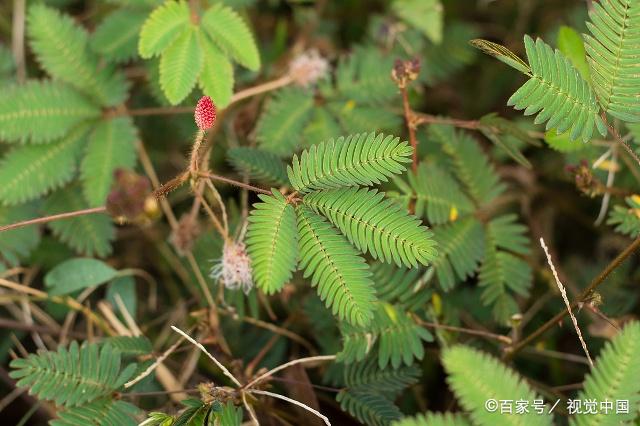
[413,113,480,130]
[400,86,418,172]
[198,172,272,195]
[0,206,106,234]
[414,317,512,344]
[506,235,640,359]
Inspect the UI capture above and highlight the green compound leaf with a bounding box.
[470,39,530,75]
[27,4,128,107]
[570,322,640,426]
[201,3,260,71]
[303,187,437,268]
[507,35,607,142]
[227,147,289,186]
[44,185,115,258]
[246,190,298,294]
[138,0,190,59]
[199,34,234,108]
[256,88,315,156]
[9,341,135,407]
[0,204,41,266]
[288,133,412,193]
[0,127,87,206]
[81,116,138,206]
[336,389,402,426]
[392,0,443,44]
[392,412,472,426]
[297,206,376,327]
[91,9,148,63]
[0,80,100,144]
[584,0,640,122]
[443,345,552,426]
[50,399,140,426]
[160,25,203,105]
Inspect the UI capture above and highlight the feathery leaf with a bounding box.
[246,190,298,294]
[288,133,412,193]
[201,4,260,71]
[0,127,86,205]
[160,26,203,105]
[9,341,136,407]
[199,34,234,108]
[91,9,147,63]
[584,0,640,122]
[443,345,552,426]
[508,36,607,142]
[570,322,640,426]
[0,80,100,144]
[256,88,314,156]
[227,147,289,186]
[297,206,376,326]
[81,117,138,206]
[50,399,140,426]
[304,187,437,268]
[138,0,189,58]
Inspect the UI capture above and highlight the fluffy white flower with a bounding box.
[210,240,253,294]
[288,49,329,87]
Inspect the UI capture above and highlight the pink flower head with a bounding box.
[194,96,216,130]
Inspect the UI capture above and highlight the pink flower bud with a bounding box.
[194,96,216,130]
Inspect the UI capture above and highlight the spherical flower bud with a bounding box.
[194,96,217,130]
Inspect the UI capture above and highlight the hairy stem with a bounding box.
[198,172,272,195]
[400,86,418,173]
[0,206,106,234]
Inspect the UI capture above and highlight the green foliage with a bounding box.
[343,357,421,395]
[304,187,437,268]
[44,185,115,257]
[584,0,640,122]
[429,124,506,205]
[28,4,128,107]
[201,4,260,71]
[81,116,138,206]
[337,389,402,426]
[508,36,607,142]
[159,25,203,105]
[442,345,552,426]
[256,88,315,156]
[90,9,148,63]
[0,81,100,144]
[246,190,298,294]
[44,258,118,295]
[557,26,590,79]
[138,1,259,105]
[227,147,289,186]
[297,206,376,326]
[608,195,640,237]
[9,341,136,407]
[138,0,190,59]
[392,163,475,225]
[370,262,431,311]
[51,399,140,426]
[338,303,432,368]
[104,336,153,356]
[0,127,86,205]
[287,133,412,193]
[431,218,485,291]
[571,322,640,426]
[0,203,41,265]
[392,0,443,44]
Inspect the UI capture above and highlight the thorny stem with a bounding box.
[0,206,106,234]
[604,117,640,168]
[413,113,480,130]
[505,235,640,360]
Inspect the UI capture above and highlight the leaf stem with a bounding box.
[400,86,418,173]
[0,206,107,234]
[414,317,512,344]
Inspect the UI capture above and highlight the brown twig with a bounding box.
[413,113,480,130]
[506,235,640,360]
[0,206,106,233]
[603,114,640,167]
[400,86,418,172]
[198,172,272,195]
[414,317,512,344]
